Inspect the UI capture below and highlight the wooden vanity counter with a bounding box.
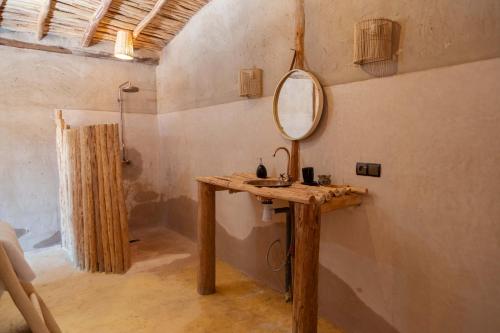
[195,172,367,333]
[196,172,366,212]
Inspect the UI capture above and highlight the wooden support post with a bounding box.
[290,0,305,180]
[197,181,216,295]
[107,124,124,273]
[102,125,117,272]
[65,129,83,268]
[133,0,168,39]
[81,0,113,47]
[80,127,92,271]
[290,140,300,182]
[294,0,305,70]
[293,203,321,333]
[90,126,104,272]
[73,129,84,270]
[55,111,71,259]
[95,125,111,272]
[112,124,131,270]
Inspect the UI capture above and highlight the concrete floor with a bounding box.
[0,226,341,332]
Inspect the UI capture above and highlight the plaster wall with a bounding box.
[0,46,158,250]
[156,1,500,331]
[156,0,500,113]
[157,59,500,332]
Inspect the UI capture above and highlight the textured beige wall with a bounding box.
[155,1,500,331]
[0,46,157,114]
[156,0,500,113]
[157,58,500,332]
[0,46,158,250]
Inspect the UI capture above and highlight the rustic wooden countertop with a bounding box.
[196,173,367,213]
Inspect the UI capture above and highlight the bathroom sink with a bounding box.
[245,179,293,188]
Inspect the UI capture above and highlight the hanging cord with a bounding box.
[266,238,294,272]
[266,239,286,272]
[266,207,295,272]
[289,48,298,71]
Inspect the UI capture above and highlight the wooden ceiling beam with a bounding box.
[81,0,113,47]
[133,0,169,39]
[0,37,159,65]
[36,0,51,40]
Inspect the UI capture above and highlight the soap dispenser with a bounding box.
[256,158,267,178]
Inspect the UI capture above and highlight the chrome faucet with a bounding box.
[273,147,291,182]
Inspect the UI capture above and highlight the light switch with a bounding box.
[367,163,381,177]
[356,162,381,177]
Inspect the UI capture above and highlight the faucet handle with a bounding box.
[279,173,291,182]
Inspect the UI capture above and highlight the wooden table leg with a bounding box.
[293,202,321,333]
[197,182,216,295]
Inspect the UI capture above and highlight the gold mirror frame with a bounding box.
[272,69,324,141]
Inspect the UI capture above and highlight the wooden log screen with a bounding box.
[55,111,130,273]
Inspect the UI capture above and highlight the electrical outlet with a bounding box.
[356,162,368,176]
[367,163,381,177]
[356,162,381,177]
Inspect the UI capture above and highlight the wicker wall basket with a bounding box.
[353,18,394,65]
[239,68,263,97]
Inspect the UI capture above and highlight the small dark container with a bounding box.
[318,174,332,185]
[302,167,314,184]
[256,158,267,178]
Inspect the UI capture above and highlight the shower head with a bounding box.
[122,86,139,93]
[119,81,139,93]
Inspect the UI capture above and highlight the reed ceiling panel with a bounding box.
[0,0,209,51]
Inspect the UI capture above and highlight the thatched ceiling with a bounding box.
[0,0,209,51]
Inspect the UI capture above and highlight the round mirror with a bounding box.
[273,69,324,140]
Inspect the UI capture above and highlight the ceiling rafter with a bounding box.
[133,0,168,39]
[36,0,52,40]
[0,0,209,53]
[81,0,113,47]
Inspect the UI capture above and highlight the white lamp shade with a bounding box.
[114,30,134,60]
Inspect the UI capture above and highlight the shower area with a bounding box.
[54,81,151,274]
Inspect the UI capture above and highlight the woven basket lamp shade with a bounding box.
[353,18,393,65]
[239,68,263,97]
[114,30,134,60]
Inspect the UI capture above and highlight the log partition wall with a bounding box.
[55,110,130,274]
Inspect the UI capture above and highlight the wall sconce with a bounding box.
[353,18,393,64]
[353,18,400,77]
[114,30,134,60]
[239,68,263,97]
